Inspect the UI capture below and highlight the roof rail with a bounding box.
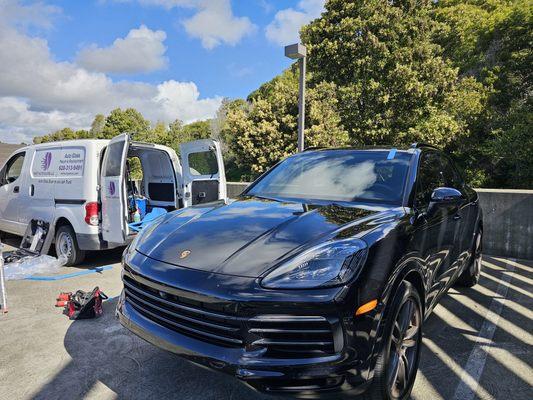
[410,142,440,150]
[303,146,326,151]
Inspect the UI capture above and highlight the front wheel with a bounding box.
[364,281,423,400]
[55,225,85,266]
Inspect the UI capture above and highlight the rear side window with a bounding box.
[104,141,125,177]
[188,151,218,176]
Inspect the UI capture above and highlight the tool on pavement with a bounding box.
[59,287,108,320]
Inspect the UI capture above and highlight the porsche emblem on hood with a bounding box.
[179,250,191,259]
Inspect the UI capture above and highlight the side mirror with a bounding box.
[426,187,462,217]
[430,187,463,203]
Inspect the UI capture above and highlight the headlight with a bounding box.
[260,238,368,289]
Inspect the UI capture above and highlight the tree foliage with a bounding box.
[30,0,531,187]
[223,66,348,178]
[435,0,532,188]
[300,0,487,147]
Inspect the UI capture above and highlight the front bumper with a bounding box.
[116,251,376,397]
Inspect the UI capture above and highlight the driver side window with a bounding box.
[415,152,445,210]
[2,152,25,184]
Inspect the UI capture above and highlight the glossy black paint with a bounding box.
[117,146,482,398]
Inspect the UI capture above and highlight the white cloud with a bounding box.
[154,81,221,122]
[115,0,256,49]
[0,0,61,30]
[0,97,91,144]
[265,0,324,46]
[76,25,168,74]
[182,0,256,49]
[0,1,222,144]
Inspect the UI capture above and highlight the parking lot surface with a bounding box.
[0,240,531,400]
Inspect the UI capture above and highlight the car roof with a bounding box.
[303,142,441,154]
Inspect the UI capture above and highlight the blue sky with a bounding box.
[0,0,325,143]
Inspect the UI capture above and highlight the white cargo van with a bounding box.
[0,134,226,265]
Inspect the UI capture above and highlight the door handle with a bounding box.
[453,214,461,220]
[13,186,19,193]
[30,184,35,196]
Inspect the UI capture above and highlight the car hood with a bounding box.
[135,197,399,278]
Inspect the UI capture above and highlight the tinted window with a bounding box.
[247,150,412,204]
[188,151,218,176]
[440,156,463,190]
[415,152,447,208]
[104,141,125,177]
[5,152,25,183]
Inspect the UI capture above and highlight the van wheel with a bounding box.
[55,225,85,266]
[363,281,422,400]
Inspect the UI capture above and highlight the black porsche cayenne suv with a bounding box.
[117,144,482,399]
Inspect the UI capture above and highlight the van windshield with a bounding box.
[247,150,412,204]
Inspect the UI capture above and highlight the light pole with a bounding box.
[285,43,307,152]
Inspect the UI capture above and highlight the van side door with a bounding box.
[100,134,130,244]
[19,147,56,230]
[179,139,226,207]
[0,151,27,235]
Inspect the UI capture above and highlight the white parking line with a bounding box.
[452,258,516,400]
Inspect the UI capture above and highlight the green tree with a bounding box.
[101,108,151,140]
[90,114,105,137]
[300,0,486,148]
[34,128,91,144]
[435,0,532,188]
[224,66,348,178]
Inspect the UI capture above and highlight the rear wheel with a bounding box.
[55,225,85,266]
[364,281,422,400]
[456,230,482,287]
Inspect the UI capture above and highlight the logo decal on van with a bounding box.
[41,152,52,171]
[109,181,116,196]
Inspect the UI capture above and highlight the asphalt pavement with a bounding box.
[0,237,531,400]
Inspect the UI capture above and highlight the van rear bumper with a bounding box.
[76,233,108,251]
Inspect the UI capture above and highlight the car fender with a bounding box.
[363,255,425,382]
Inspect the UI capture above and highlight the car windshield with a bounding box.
[247,150,412,204]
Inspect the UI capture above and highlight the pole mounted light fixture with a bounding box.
[285,43,307,152]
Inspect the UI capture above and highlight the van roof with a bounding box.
[19,138,110,151]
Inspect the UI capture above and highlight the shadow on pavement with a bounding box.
[30,299,280,400]
[29,256,533,400]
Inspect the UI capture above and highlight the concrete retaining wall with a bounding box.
[476,189,532,260]
[226,182,532,260]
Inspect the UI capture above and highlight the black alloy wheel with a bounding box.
[364,281,423,400]
[387,297,422,398]
[456,230,482,287]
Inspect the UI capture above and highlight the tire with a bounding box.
[363,281,423,400]
[55,225,85,266]
[456,230,482,287]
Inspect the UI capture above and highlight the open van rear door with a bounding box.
[180,139,226,207]
[100,133,130,244]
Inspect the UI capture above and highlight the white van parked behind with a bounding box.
[0,133,226,265]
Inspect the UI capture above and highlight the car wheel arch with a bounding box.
[364,262,426,380]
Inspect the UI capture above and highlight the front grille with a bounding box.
[123,270,339,357]
[248,316,337,358]
[123,274,243,347]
